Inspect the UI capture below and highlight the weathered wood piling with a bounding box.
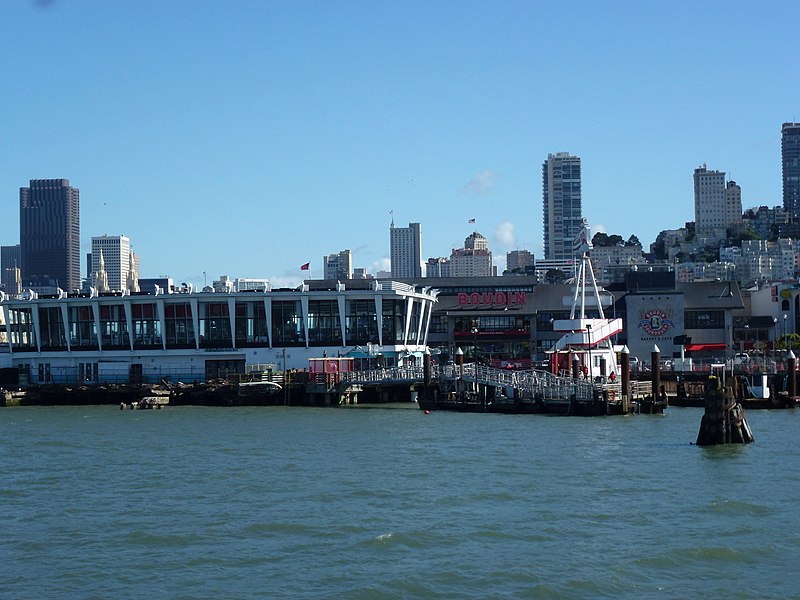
[696,376,754,446]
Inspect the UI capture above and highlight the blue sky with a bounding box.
[2,0,798,288]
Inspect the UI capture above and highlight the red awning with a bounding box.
[684,343,726,352]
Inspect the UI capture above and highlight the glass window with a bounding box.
[131,302,161,348]
[307,300,339,345]
[99,304,128,349]
[198,302,231,348]
[39,307,67,350]
[345,299,378,345]
[164,302,194,348]
[235,301,268,346]
[272,301,303,345]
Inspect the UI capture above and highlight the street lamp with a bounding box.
[773,317,778,357]
[784,314,788,345]
[471,327,479,364]
[745,324,749,354]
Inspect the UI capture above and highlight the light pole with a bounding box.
[745,324,749,354]
[773,317,778,358]
[784,314,788,346]
[471,327,479,364]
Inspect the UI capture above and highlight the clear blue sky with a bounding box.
[2,0,798,288]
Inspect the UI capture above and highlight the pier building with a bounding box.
[0,280,438,385]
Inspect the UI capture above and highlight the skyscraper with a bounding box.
[91,235,131,291]
[542,153,583,260]
[323,249,353,280]
[20,179,80,292]
[390,221,422,278]
[1,244,21,293]
[693,165,742,235]
[782,122,800,221]
[450,232,493,277]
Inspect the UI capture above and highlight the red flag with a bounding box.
[300,262,310,270]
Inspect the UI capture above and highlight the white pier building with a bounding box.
[0,280,438,385]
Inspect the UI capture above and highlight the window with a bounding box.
[234,301,268,346]
[345,299,378,345]
[685,310,724,329]
[272,301,303,345]
[165,302,195,348]
[131,303,161,348]
[198,302,231,347]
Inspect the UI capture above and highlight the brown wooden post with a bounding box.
[621,345,631,413]
[651,344,661,403]
[788,350,796,400]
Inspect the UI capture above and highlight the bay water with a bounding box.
[2,405,799,599]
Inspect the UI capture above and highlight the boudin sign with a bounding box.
[458,291,526,307]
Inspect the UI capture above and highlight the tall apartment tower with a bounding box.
[20,179,80,292]
[323,249,353,280]
[782,122,800,221]
[693,165,740,235]
[543,153,583,260]
[91,235,131,291]
[1,244,21,292]
[390,221,422,278]
[725,181,743,227]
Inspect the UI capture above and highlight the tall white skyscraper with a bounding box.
[91,235,131,291]
[694,165,741,235]
[543,153,583,260]
[390,221,422,278]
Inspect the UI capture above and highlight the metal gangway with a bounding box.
[340,363,597,404]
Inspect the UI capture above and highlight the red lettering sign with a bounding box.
[457,291,526,306]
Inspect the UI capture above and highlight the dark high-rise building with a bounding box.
[783,122,800,221]
[1,244,21,292]
[20,179,81,292]
[543,152,583,260]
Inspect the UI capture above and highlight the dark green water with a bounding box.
[2,405,799,599]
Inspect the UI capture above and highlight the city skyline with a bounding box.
[2,1,799,288]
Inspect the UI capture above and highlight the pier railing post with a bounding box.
[621,345,630,413]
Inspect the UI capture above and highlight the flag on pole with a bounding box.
[300,262,310,270]
[468,218,476,224]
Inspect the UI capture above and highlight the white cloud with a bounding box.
[463,170,498,195]
[372,257,391,274]
[493,221,517,249]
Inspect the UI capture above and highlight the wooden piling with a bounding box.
[621,345,630,413]
[696,376,754,446]
[651,344,661,403]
